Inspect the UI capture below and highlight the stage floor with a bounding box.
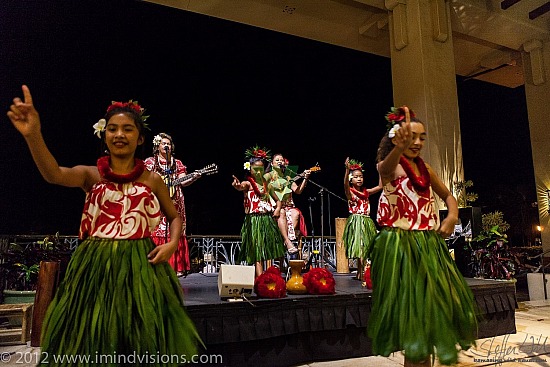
[180,271,517,367]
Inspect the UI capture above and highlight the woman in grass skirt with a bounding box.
[366,106,477,366]
[342,157,381,281]
[7,86,201,366]
[232,146,285,277]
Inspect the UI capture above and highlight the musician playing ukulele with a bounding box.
[265,153,317,259]
[144,132,201,276]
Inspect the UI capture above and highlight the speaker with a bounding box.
[218,264,255,299]
[440,206,482,278]
[439,206,482,238]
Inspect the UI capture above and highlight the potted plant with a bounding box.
[453,179,478,208]
[465,211,517,280]
[0,233,72,304]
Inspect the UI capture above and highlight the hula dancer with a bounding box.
[232,146,285,277]
[7,85,201,365]
[342,157,381,281]
[367,106,477,366]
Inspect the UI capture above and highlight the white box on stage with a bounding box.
[218,264,255,298]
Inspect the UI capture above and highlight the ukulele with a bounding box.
[289,165,321,182]
[163,163,218,197]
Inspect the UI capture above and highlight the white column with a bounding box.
[523,39,550,255]
[386,0,464,205]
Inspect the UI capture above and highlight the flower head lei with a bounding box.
[243,145,270,171]
[347,158,363,181]
[244,145,271,161]
[385,106,415,138]
[92,100,150,139]
[152,134,162,147]
[347,159,363,172]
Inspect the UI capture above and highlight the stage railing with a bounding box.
[187,235,338,273]
[0,234,338,274]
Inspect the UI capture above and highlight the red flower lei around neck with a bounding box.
[97,156,145,183]
[350,187,369,201]
[247,175,267,199]
[399,156,430,193]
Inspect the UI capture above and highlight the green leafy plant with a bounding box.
[465,212,516,279]
[0,233,72,292]
[453,180,478,208]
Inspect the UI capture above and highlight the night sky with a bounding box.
[0,0,538,245]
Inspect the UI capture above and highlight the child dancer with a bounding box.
[342,157,381,281]
[7,85,201,365]
[232,146,285,277]
[367,106,477,366]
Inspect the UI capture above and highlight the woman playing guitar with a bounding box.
[144,133,201,276]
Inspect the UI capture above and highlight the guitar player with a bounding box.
[144,132,201,277]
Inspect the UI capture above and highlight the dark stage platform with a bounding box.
[180,272,517,367]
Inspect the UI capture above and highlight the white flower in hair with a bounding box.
[153,135,162,146]
[93,119,106,138]
[243,162,251,171]
[388,123,400,138]
[348,173,354,181]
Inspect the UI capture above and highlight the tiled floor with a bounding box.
[296,299,550,367]
[1,300,549,366]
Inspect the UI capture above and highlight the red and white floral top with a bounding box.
[377,176,438,230]
[348,188,370,215]
[79,158,161,240]
[244,190,274,214]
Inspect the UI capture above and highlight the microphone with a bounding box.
[164,146,169,152]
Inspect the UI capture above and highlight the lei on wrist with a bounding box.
[93,100,150,138]
[302,267,335,295]
[385,106,415,138]
[399,156,430,193]
[254,266,286,298]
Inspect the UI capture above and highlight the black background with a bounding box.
[0,0,538,245]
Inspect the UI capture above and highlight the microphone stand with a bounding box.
[163,147,172,245]
[305,197,316,271]
[286,165,345,269]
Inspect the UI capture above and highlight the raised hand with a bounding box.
[232,175,242,190]
[392,121,413,151]
[7,85,41,138]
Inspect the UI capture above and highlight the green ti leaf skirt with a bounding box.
[40,237,202,366]
[238,213,285,263]
[342,213,377,259]
[366,228,478,365]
